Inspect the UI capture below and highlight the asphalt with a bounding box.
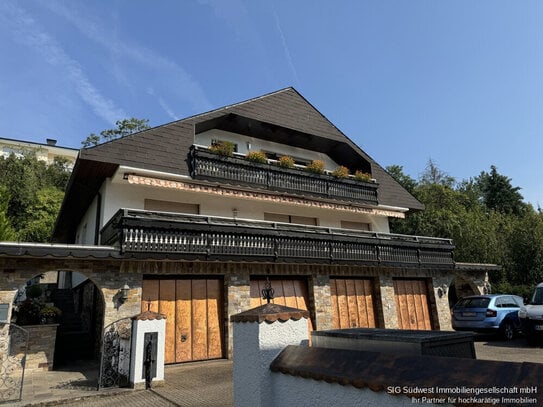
[7,359,233,407]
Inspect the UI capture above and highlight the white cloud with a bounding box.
[0,1,126,125]
[41,0,213,115]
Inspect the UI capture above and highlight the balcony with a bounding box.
[189,146,379,205]
[101,209,454,268]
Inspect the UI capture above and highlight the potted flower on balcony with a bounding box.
[332,165,350,179]
[354,170,372,182]
[246,150,267,164]
[278,155,295,168]
[39,305,62,324]
[209,140,235,157]
[306,159,325,174]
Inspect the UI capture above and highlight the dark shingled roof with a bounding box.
[53,87,423,242]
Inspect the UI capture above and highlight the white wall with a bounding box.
[196,129,340,171]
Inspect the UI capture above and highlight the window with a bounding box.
[144,199,200,214]
[341,221,371,231]
[264,213,317,226]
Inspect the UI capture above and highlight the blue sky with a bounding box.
[1,1,542,206]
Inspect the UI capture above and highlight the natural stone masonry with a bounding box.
[22,324,59,372]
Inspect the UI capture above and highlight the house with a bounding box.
[0,137,78,167]
[0,88,493,366]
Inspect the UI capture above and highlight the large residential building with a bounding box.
[0,88,491,368]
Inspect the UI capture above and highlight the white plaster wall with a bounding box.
[196,129,340,170]
[130,318,166,385]
[75,196,98,244]
[271,374,451,407]
[96,180,390,233]
[233,318,309,407]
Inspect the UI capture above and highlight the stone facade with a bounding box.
[22,324,59,372]
[0,255,493,365]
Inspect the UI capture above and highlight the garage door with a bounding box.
[393,279,433,330]
[330,278,377,329]
[142,278,224,364]
[250,278,313,331]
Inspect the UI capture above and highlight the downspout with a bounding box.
[94,192,102,245]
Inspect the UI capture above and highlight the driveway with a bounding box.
[474,335,543,363]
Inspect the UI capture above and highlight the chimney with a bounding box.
[46,138,57,146]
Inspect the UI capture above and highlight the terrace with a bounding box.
[101,209,454,268]
[189,146,379,205]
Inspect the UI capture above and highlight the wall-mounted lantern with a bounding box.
[119,283,130,303]
[437,284,448,299]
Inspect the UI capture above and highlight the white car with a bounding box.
[518,282,543,344]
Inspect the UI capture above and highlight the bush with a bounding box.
[209,141,235,157]
[306,160,325,174]
[278,155,295,168]
[25,284,42,299]
[332,166,350,179]
[246,151,267,164]
[17,299,42,325]
[354,170,372,182]
[40,305,62,319]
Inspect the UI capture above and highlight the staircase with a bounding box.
[52,288,94,364]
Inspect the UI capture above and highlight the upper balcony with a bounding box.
[189,146,379,206]
[101,209,454,269]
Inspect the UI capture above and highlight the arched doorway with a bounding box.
[10,270,105,368]
[53,271,105,367]
[448,276,480,309]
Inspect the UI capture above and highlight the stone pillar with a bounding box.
[226,272,251,358]
[231,304,309,407]
[129,310,166,389]
[432,275,453,331]
[311,274,332,330]
[378,275,399,329]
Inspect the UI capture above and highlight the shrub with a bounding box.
[209,141,235,157]
[354,170,372,182]
[306,160,325,174]
[25,284,42,299]
[17,299,42,325]
[40,305,62,319]
[246,150,267,164]
[278,155,295,168]
[332,166,350,178]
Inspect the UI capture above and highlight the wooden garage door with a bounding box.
[250,278,313,331]
[393,279,432,330]
[330,278,376,329]
[142,278,223,364]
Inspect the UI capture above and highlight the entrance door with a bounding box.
[330,278,377,329]
[393,279,433,330]
[250,278,313,331]
[142,278,223,364]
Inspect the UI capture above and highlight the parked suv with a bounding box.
[451,294,523,340]
[519,282,543,344]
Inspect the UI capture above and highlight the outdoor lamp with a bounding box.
[437,284,447,298]
[119,283,130,303]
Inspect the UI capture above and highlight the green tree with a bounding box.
[19,187,64,242]
[475,165,525,215]
[82,118,150,147]
[0,186,16,241]
[386,165,417,194]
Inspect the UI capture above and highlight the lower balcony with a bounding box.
[101,209,454,268]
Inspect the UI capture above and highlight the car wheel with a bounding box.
[501,321,515,341]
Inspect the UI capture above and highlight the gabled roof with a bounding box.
[53,87,423,242]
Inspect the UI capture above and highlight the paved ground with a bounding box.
[9,359,232,407]
[6,335,543,406]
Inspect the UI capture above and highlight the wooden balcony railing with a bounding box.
[189,146,379,205]
[101,209,454,268]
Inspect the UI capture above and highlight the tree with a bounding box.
[386,165,417,194]
[419,158,455,187]
[19,187,64,242]
[0,186,16,241]
[82,118,150,147]
[475,165,525,215]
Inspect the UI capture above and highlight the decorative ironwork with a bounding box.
[262,276,275,304]
[0,323,28,404]
[98,318,132,389]
[101,209,455,269]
